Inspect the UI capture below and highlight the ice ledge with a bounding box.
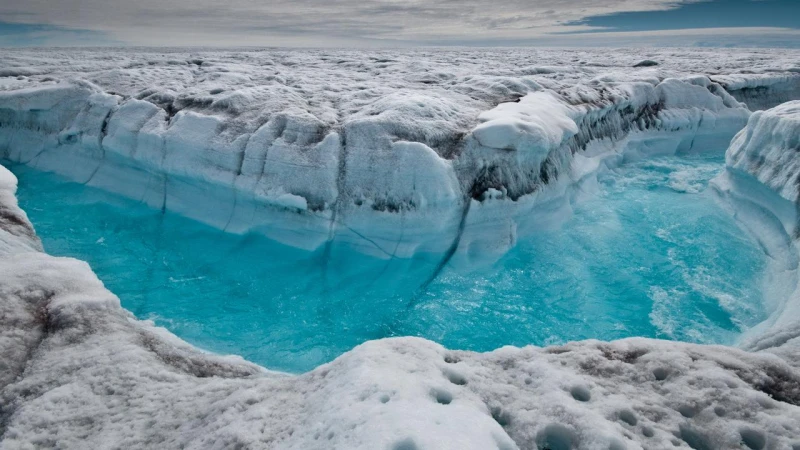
[1,163,800,450]
[4,69,794,261]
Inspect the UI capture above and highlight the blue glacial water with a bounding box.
[6,152,768,373]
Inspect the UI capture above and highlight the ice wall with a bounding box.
[2,163,800,450]
[713,74,800,112]
[4,50,795,261]
[726,101,800,206]
[713,101,800,352]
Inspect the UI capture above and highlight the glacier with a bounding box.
[2,48,796,261]
[1,48,800,449]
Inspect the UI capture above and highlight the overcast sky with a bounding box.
[0,0,798,47]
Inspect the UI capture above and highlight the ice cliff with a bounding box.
[713,101,800,354]
[2,49,800,449]
[1,49,798,263]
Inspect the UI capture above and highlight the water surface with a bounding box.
[7,152,767,373]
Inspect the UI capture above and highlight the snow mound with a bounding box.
[633,60,659,68]
[0,168,41,255]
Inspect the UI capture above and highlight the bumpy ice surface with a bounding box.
[1,47,798,259]
[1,48,800,449]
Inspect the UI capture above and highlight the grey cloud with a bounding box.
[0,0,791,46]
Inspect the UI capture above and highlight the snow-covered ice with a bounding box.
[1,48,798,260]
[2,48,800,449]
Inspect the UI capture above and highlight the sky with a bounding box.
[0,0,798,48]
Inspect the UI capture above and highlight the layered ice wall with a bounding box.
[714,74,800,112]
[4,49,798,262]
[2,161,800,449]
[713,101,800,351]
[726,101,800,206]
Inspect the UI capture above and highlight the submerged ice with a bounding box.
[8,151,768,372]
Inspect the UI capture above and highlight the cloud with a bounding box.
[0,0,705,45]
[0,0,796,46]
